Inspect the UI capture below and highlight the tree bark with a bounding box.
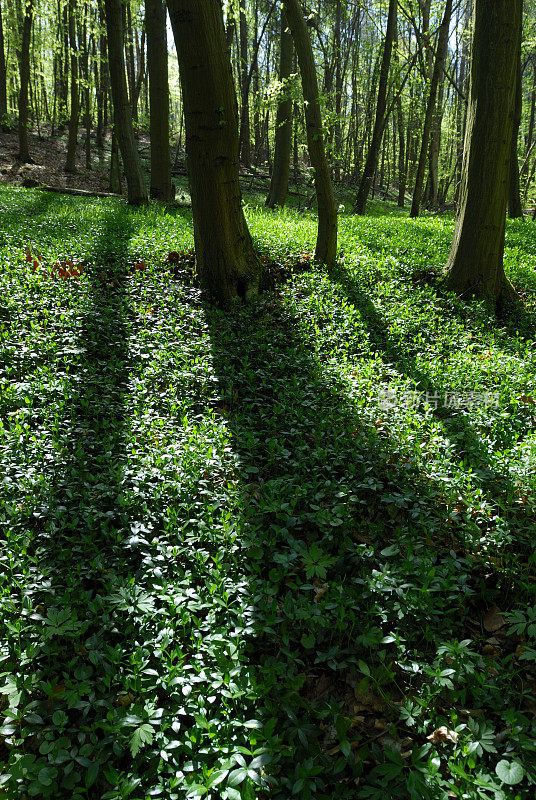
[167,0,261,303]
[444,0,521,311]
[266,10,293,208]
[410,0,452,218]
[103,0,148,204]
[145,0,172,201]
[283,0,337,265]
[354,0,397,214]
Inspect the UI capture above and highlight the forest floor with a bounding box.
[1,187,536,800]
[0,128,113,194]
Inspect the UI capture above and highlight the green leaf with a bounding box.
[130,723,154,757]
[495,760,524,785]
[227,768,247,787]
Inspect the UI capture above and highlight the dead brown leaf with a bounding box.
[483,605,506,633]
[426,726,459,745]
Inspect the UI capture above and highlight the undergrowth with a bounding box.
[0,187,535,799]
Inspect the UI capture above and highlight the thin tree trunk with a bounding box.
[239,0,251,166]
[109,127,122,193]
[95,0,106,149]
[65,0,80,172]
[508,23,523,220]
[82,8,91,169]
[0,2,7,129]
[266,10,293,208]
[283,0,337,264]
[354,0,397,214]
[17,0,34,161]
[104,0,147,204]
[145,0,172,200]
[125,2,137,124]
[410,0,452,217]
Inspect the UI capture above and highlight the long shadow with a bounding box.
[206,289,524,798]
[328,263,535,546]
[6,208,146,796]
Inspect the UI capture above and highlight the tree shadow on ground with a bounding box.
[206,282,531,797]
[328,263,535,545]
[7,208,148,796]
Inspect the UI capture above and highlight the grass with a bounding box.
[0,186,535,800]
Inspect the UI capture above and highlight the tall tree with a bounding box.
[167,0,261,303]
[17,0,35,162]
[354,0,397,214]
[103,0,148,204]
[0,2,7,129]
[444,0,521,310]
[266,9,293,208]
[64,0,80,173]
[508,20,523,219]
[410,0,453,217]
[145,0,172,201]
[282,0,337,265]
[238,0,251,166]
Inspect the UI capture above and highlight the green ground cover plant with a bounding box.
[0,186,535,799]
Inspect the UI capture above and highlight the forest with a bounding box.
[1,0,536,798]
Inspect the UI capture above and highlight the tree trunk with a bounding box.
[333,0,342,182]
[410,0,452,218]
[354,0,397,214]
[238,0,251,167]
[145,0,172,201]
[266,10,293,208]
[0,2,7,129]
[125,3,137,124]
[444,0,521,311]
[82,8,91,169]
[109,128,122,193]
[55,0,69,129]
[103,0,147,204]
[65,0,79,172]
[17,0,34,162]
[283,0,337,264]
[167,0,261,303]
[508,24,523,220]
[526,60,536,154]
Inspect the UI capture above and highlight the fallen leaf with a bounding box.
[483,605,506,633]
[314,585,328,603]
[482,644,499,656]
[426,726,459,745]
[115,692,135,708]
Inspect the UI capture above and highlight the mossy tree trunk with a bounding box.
[266,10,293,208]
[167,0,261,303]
[282,0,337,265]
[145,0,172,201]
[444,0,521,310]
[104,0,148,204]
